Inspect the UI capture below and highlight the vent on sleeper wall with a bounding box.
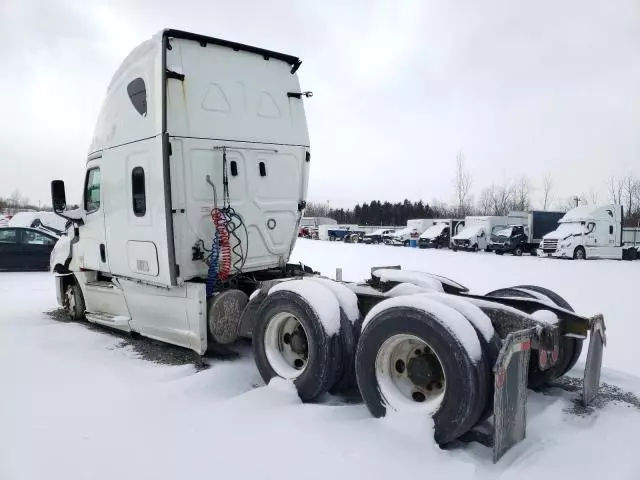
[202,83,231,113]
[257,92,280,118]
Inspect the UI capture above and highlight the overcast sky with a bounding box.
[1,0,639,209]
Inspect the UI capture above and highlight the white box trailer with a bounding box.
[540,205,639,260]
[452,216,508,252]
[48,29,607,462]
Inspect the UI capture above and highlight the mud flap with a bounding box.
[583,314,606,406]
[492,328,534,463]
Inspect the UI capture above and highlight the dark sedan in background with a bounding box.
[0,227,59,271]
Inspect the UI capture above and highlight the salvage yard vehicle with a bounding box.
[540,204,638,260]
[452,216,507,252]
[49,29,606,463]
[363,228,396,244]
[418,219,464,249]
[490,210,564,256]
[0,227,59,271]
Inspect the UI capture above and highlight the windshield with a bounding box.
[494,227,513,237]
[552,223,583,237]
[455,225,482,238]
[421,224,446,239]
[491,225,508,235]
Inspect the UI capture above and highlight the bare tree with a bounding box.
[622,175,636,217]
[542,173,554,210]
[587,187,599,206]
[478,187,493,215]
[633,180,640,216]
[608,177,624,205]
[512,176,531,211]
[304,201,331,217]
[486,183,514,216]
[453,151,472,217]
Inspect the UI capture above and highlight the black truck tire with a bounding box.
[514,285,582,377]
[513,246,523,256]
[485,286,580,388]
[573,246,586,260]
[64,280,86,321]
[355,306,488,445]
[253,290,342,402]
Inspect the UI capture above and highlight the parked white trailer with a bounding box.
[540,205,639,260]
[48,29,607,463]
[452,216,508,252]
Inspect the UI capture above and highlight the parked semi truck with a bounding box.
[490,210,564,256]
[452,216,508,252]
[49,29,606,462]
[418,219,464,249]
[540,204,639,260]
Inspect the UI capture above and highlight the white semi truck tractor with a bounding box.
[49,29,606,462]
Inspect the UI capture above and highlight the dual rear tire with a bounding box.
[355,305,493,444]
[252,281,360,401]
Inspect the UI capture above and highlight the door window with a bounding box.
[85,167,101,213]
[131,167,146,217]
[23,230,56,245]
[585,223,595,234]
[0,229,18,243]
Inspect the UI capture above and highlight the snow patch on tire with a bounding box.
[421,292,495,342]
[269,280,341,335]
[362,294,482,361]
[303,277,360,324]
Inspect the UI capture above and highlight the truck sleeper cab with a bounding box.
[50,29,310,353]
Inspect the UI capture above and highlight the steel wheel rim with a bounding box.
[375,334,446,413]
[264,312,310,379]
[64,286,76,316]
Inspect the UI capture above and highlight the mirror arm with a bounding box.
[53,210,84,227]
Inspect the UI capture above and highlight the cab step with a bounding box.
[85,311,131,332]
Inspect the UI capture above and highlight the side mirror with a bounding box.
[51,180,67,213]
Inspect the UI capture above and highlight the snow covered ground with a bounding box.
[2,239,640,479]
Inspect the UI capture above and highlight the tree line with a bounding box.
[306,154,640,227]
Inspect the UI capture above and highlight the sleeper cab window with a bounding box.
[127,77,147,116]
[131,167,146,217]
[85,167,101,213]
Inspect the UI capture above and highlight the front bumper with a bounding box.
[490,242,510,253]
[538,247,572,258]
[453,240,475,250]
[419,239,437,248]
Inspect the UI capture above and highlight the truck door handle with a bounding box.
[100,244,106,263]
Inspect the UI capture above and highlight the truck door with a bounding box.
[77,160,108,272]
[512,226,525,247]
[584,222,597,247]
